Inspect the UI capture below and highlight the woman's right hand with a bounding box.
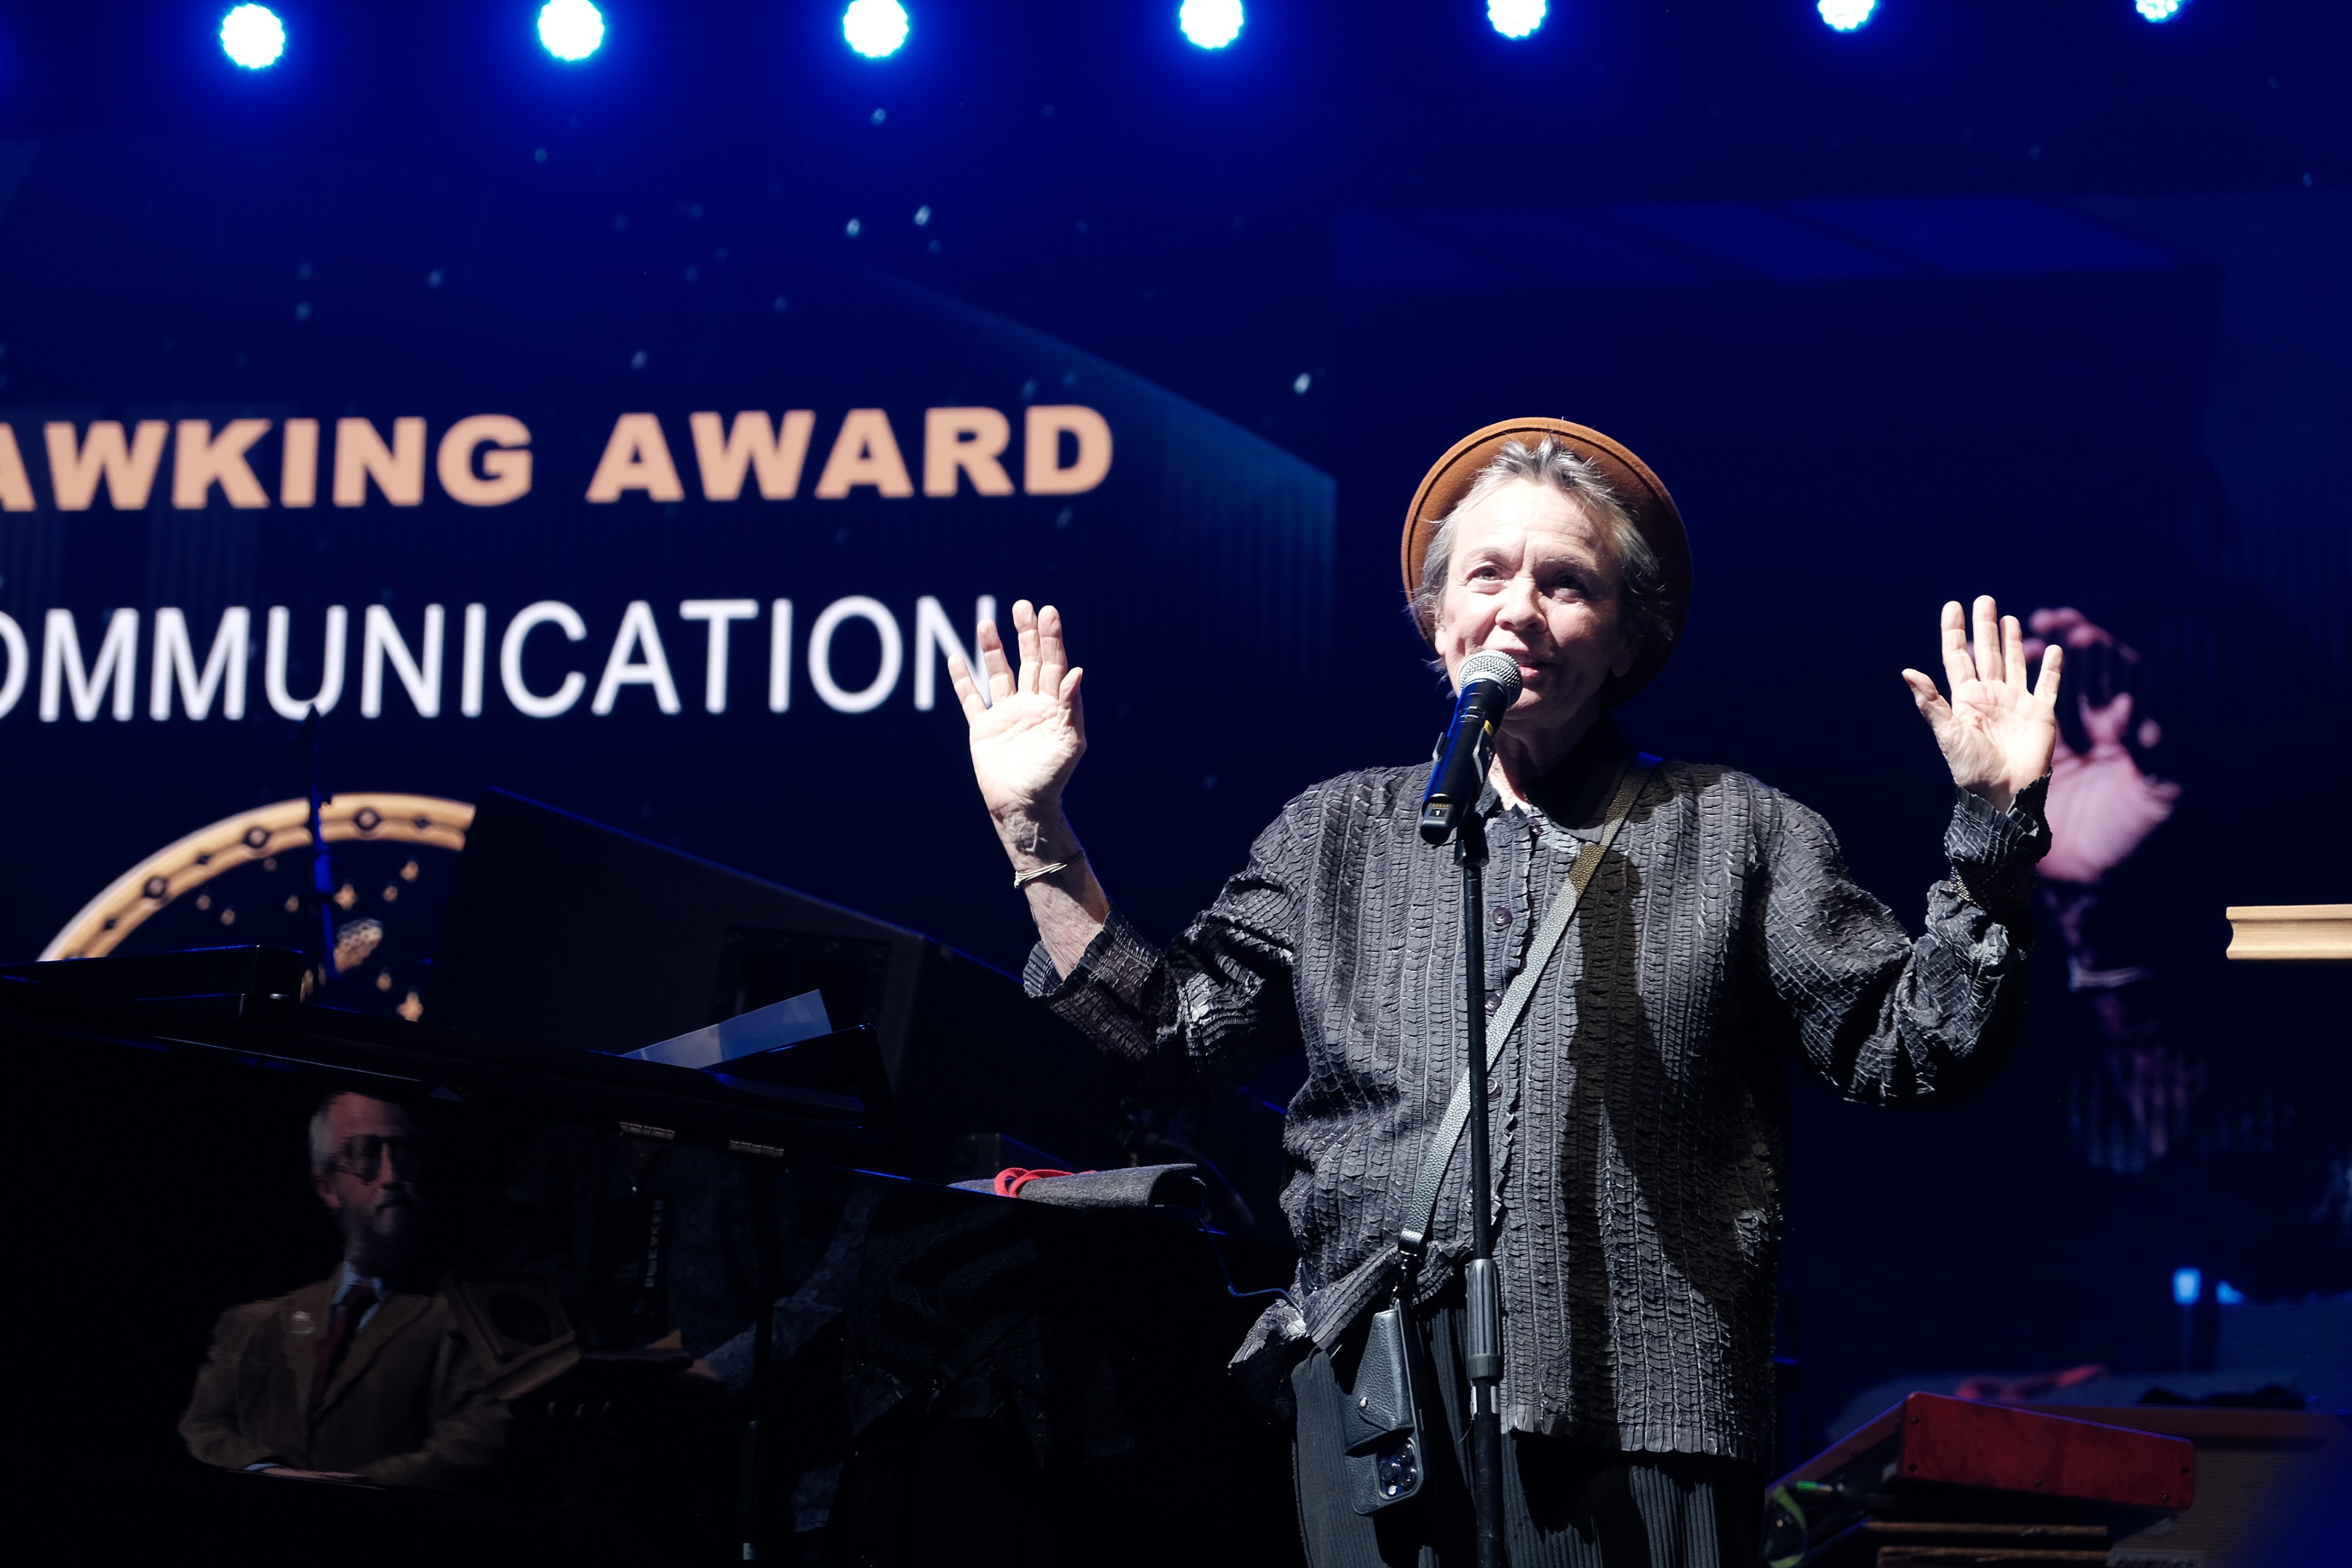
[946,600,1087,838]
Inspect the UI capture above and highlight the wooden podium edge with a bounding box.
[2224,904,2352,961]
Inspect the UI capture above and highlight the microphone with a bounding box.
[1419,650,1523,845]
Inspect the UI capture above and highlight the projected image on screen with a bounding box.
[42,793,474,1019]
[2022,608,2195,1175]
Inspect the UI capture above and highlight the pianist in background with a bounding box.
[179,1090,505,1487]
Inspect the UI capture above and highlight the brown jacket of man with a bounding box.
[179,1274,507,1488]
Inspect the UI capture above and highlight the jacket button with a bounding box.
[1490,905,1514,928]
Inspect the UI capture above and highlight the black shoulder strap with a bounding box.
[1395,756,1656,1259]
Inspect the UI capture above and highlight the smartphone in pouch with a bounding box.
[1336,1293,1433,1515]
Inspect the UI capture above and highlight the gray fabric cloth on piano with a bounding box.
[949,1162,1209,1215]
[1024,719,2049,1467]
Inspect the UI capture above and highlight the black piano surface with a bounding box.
[0,947,871,1153]
[0,949,1302,1566]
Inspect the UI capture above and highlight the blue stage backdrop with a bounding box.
[3,130,2347,1461]
[0,138,1334,1006]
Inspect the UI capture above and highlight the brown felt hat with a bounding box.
[1402,417,1692,704]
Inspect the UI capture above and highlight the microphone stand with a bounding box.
[293,706,339,982]
[1453,802,1507,1568]
[1418,654,1520,1567]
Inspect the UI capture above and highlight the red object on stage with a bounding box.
[991,1166,1091,1196]
[1781,1392,2196,1511]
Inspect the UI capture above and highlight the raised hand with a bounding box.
[2015,606,2177,880]
[946,600,1087,832]
[947,601,1109,970]
[1901,595,2064,812]
[2038,690,2180,883]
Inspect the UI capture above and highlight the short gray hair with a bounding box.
[308,1093,348,1174]
[308,1090,407,1174]
[1407,437,1672,662]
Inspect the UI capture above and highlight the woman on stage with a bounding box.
[946,418,2062,1567]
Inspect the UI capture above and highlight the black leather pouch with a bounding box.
[1334,1293,1430,1515]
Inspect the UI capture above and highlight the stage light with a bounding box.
[2135,0,2187,20]
[2171,1267,2201,1306]
[1817,0,1875,31]
[1488,0,1546,39]
[1179,0,1244,50]
[219,5,285,69]
[843,0,910,59]
[537,0,605,62]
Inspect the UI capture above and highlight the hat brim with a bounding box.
[1402,417,1692,705]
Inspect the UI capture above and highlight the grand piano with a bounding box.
[2,824,1302,1566]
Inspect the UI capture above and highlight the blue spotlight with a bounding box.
[219,4,285,69]
[1179,0,1244,50]
[1489,0,1547,39]
[1817,0,1876,30]
[843,0,910,58]
[537,0,605,62]
[2171,1267,2202,1306]
[2136,0,2187,20]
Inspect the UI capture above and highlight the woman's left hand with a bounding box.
[1901,595,2064,812]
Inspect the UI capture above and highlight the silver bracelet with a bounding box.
[1012,859,1072,890]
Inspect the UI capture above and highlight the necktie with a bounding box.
[309,1284,379,1413]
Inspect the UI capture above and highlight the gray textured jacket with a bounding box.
[1025,722,2049,1466]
